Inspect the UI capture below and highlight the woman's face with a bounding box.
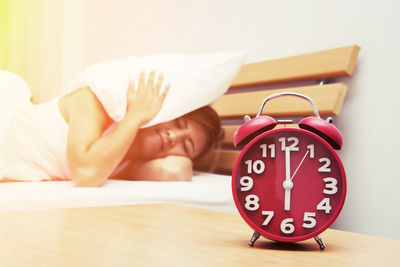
[132,117,209,160]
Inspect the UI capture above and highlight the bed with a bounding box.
[0,45,360,213]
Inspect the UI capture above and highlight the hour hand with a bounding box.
[283,182,293,210]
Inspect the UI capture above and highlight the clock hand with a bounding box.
[283,148,293,211]
[283,150,309,211]
[284,187,292,211]
[290,150,309,181]
[285,148,291,182]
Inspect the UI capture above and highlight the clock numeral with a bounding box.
[303,212,317,228]
[259,144,276,158]
[307,144,315,158]
[318,158,331,172]
[317,198,332,214]
[245,194,260,211]
[281,218,295,234]
[323,177,338,194]
[278,137,299,151]
[262,211,274,226]
[245,160,265,174]
[239,176,253,191]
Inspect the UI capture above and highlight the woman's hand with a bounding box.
[64,71,169,187]
[126,71,169,125]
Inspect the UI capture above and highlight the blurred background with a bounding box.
[1,0,399,239]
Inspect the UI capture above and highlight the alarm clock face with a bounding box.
[232,128,346,242]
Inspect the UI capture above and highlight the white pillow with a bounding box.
[67,51,247,127]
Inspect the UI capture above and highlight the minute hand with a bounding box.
[283,148,293,211]
[285,148,291,182]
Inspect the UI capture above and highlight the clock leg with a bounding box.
[314,235,326,250]
[248,231,261,247]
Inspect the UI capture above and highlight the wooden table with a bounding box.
[0,204,398,266]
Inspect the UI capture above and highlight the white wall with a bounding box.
[60,0,400,239]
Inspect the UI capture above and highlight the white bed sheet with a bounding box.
[0,172,237,213]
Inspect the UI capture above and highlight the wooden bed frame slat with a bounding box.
[212,83,347,119]
[196,45,360,174]
[231,45,360,88]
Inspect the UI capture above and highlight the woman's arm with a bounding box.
[111,155,193,182]
[64,72,168,187]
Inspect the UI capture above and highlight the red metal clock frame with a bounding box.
[232,127,347,243]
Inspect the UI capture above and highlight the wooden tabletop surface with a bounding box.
[0,203,398,266]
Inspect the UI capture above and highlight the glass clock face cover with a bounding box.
[232,128,346,242]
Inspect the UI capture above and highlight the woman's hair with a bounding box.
[182,105,223,162]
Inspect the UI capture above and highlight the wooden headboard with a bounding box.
[195,45,360,174]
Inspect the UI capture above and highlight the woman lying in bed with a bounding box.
[0,71,221,186]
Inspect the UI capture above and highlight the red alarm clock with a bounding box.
[232,92,346,250]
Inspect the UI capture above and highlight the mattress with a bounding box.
[0,172,237,213]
